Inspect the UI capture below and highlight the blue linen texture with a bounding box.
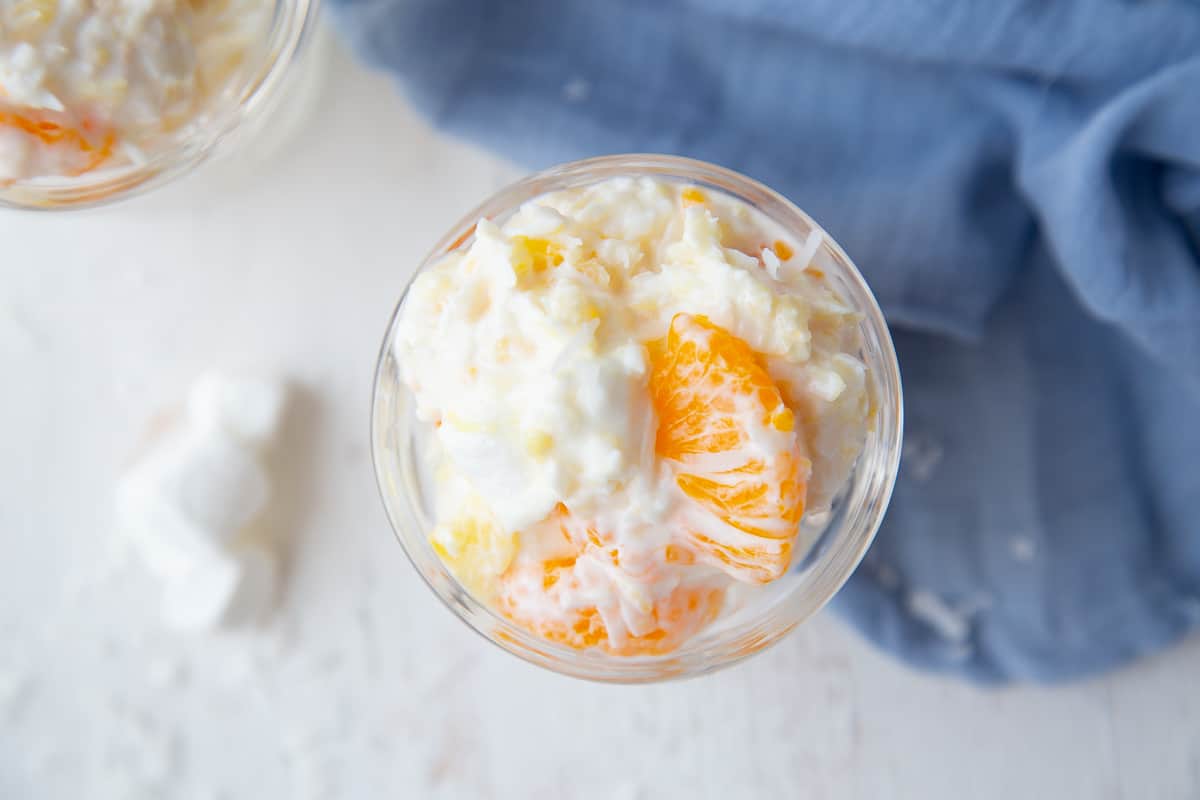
[330,0,1200,682]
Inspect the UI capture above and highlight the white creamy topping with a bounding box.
[396,177,871,649]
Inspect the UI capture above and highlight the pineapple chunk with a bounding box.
[430,503,517,599]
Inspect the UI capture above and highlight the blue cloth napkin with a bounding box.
[330,0,1200,682]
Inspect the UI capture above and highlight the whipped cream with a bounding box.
[396,177,870,652]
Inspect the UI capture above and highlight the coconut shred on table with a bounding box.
[395,177,872,655]
[0,0,272,183]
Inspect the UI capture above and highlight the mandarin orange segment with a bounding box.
[496,507,726,654]
[649,313,810,583]
[664,543,696,565]
[444,223,477,253]
[498,560,724,656]
[0,107,115,177]
[540,555,577,589]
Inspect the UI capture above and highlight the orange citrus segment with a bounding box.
[649,313,809,583]
[496,507,725,654]
[664,543,696,565]
[0,107,115,177]
[444,222,477,253]
[498,560,724,655]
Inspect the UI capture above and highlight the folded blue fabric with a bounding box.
[330,0,1200,682]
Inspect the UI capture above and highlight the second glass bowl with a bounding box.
[0,0,321,211]
[372,154,903,682]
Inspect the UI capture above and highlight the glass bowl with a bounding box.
[372,154,903,682]
[0,0,321,211]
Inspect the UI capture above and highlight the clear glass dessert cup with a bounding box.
[0,0,321,211]
[372,154,903,683]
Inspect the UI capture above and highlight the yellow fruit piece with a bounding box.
[430,508,517,600]
[524,430,554,459]
[511,236,564,279]
[681,187,707,205]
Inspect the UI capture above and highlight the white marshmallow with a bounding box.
[160,544,277,631]
[171,429,269,536]
[159,547,241,631]
[120,371,288,632]
[118,425,269,560]
[187,371,289,447]
[118,468,229,579]
[805,365,848,402]
[222,545,278,626]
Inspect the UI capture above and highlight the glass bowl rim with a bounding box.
[371,153,904,683]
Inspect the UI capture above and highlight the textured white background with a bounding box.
[2,32,1198,800]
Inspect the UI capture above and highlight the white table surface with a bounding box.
[2,32,1199,800]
